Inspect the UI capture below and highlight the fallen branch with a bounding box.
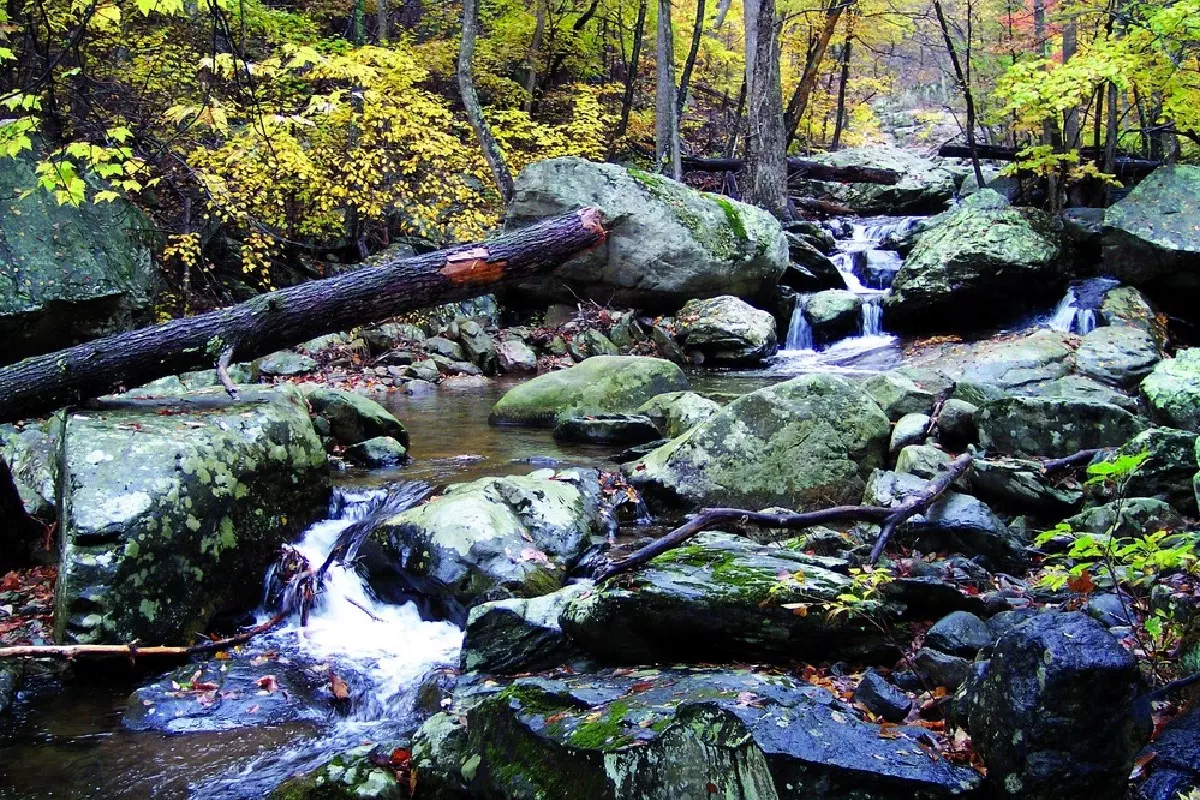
[597,453,975,581]
[924,382,957,438]
[0,612,286,661]
[935,143,1160,179]
[682,155,900,185]
[1039,448,1110,473]
[790,196,858,217]
[0,208,608,424]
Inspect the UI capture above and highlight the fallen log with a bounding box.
[0,208,608,425]
[935,143,1160,179]
[0,612,286,661]
[596,453,974,581]
[1039,448,1111,473]
[682,155,899,186]
[790,196,858,217]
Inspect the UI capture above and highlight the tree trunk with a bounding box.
[829,19,853,151]
[459,0,514,202]
[375,0,389,43]
[681,155,898,184]
[1062,17,1079,148]
[614,0,648,146]
[523,0,547,112]
[1104,81,1119,172]
[932,0,984,187]
[744,0,788,217]
[713,0,733,29]
[676,0,705,120]
[783,0,846,148]
[0,210,608,425]
[655,0,682,179]
[351,0,366,44]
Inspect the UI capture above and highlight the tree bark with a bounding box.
[783,0,846,148]
[375,0,389,43]
[459,0,514,202]
[932,0,984,187]
[0,210,608,425]
[614,0,648,147]
[523,0,547,112]
[713,0,733,29]
[1062,16,1079,148]
[655,0,682,179]
[829,21,853,151]
[676,0,705,120]
[0,457,42,571]
[744,0,788,217]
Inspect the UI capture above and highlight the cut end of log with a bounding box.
[577,207,608,240]
[441,247,508,284]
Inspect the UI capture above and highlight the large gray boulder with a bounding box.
[0,154,154,364]
[1102,165,1200,287]
[629,374,890,510]
[461,583,589,674]
[790,147,959,215]
[977,396,1146,457]
[304,388,408,447]
[1142,348,1200,430]
[505,158,788,310]
[490,356,688,426]
[1073,325,1162,388]
[963,612,1150,800]
[675,295,778,364]
[884,203,1065,331]
[54,386,330,645]
[803,289,862,345]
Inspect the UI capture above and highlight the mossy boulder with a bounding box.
[364,470,604,624]
[861,372,937,421]
[884,204,1065,331]
[504,157,788,311]
[635,391,721,438]
[256,350,319,377]
[791,147,960,215]
[345,436,409,467]
[804,289,862,345]
[1102,166,1200,287]
[0,153,154,364]
[462,583,589,675]
[629,374,890,511]
[977,396,1146,458]
[54,385,329,645]
[305,388,409,447]
[490,356,688,426]
[415,666,982,800]
[1142,349,1200,431]
[675,295,778,364]
[269,746,403,800]
[1104,427,1198,514]
[561,532,893,664]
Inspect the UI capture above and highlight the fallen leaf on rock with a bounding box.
[256,674,278,693]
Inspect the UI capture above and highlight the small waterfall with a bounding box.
[1046,277,1120,335]
[785,295,814,351]
[860,297,884,336]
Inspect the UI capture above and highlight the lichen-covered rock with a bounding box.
[0,153,154,364]
[675,296,778,364]
[256,350,319,377]
[561,532,893,665]
[462,583,589,675]
[924,611,992,658]
[791,147,960,215]
[55,386,329,645]
[629,374,889,511]
[636,392,721,438]
[345,436,409,468]
[553,414,661,445]
[885,204,1065,331]
[1142,349,1200,431]
[803,289,862,345]
[365,470,603,624]
[977,396,1146,457]
[505,158,788,310]
[305,388,409,448]
[427,667,982,800]
[910,330,1073,392]
[963,612,1150,800]
[1100,285,1162,345]
[968,457,1083,515]
[1064,497,1183,540]
[1102,165,1200,286]
[495,339,538,374]
[1104,427,1198,514]
[895,445,952,479]
[1074,326,1162,387]
[890,413,931,456]
[935,399,980,449]
[269,745,403,800]
[861,372,936,421]
[0,421,59,522]
[490,356,688,426]
[458,320,497,373]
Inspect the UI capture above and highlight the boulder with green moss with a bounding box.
[504,157,788,311]
[462,583,590,675]
[364,470,604,624]
[629,374,890,511]
[269,745,403,800]
[0,153,154,364]
[561,532,893,664]
[977,396,1146,458]
[304,387,409,447]
[1142,349,1200,431]
[412,666,982,800]
[490,356,688,426]
[675,296,778,364]
[1102,165,1200,287]
[54,385,329,645]
[636,391,721,438]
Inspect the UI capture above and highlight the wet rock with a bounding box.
[495,340,538,374]
[1142,348,1200,431]
[1133,705,1200,800]
[404,360,442,383]
[885,203,1065,331]
[1104,427,1199,514]
[675,296,778,364]
[461,583,589,674]
[895,445,951,478]
[562,532,893,664]
[977,396,1146,457]
[457,320,496,373]
[576,329,621,358]
[505,158,787,311]
[0,662,20,715]
[1102,165,1200,287]
[424,336,466,361]
[629,374,889,511]
[345,436,409,468]
[963,611,1150,800]
[935,399,979,449]
[256,350,319,377]
[912,647,971,690]
[490,356,688,426]
[1034,374,1139,410]
[881,576,988,618]
[365,470,604,623]
[55,386,329,645]
[925,611,992,658]
[782,233,847,292]
[861,372,936,421]
[426,667,982,799]
[607,314,646,350]
[1074,326,1162,387]
[864,470,1026,570]
[854,669,913,723]
[922,330,1073,392]
[306,388,409,448]
[968,457,1083,515]
[269,745,402,799]
[0,154,154,363]
[804,289,862,345]
[0,422,59,521]
[636,391,721,438]
[1065,497,1183,540]
[792,147,960,215]
[1086,592,1134,628]
[405,379,439,395]
[1100,285,1162,345]
[890,413,931,456]
[553,414,661,445]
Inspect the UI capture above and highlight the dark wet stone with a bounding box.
[554,414,662,445]
[924,611,992,658]
[854,669,913,723]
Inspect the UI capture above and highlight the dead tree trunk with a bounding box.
[459,0,514,201]
[0,209,608,425]
[676,0,706,119]
[523,0,547,112]
[681,155,898,184]
[932,0,984,188]
[614,0,648,147]
[783,0,847,147]
[655,0,682,179]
